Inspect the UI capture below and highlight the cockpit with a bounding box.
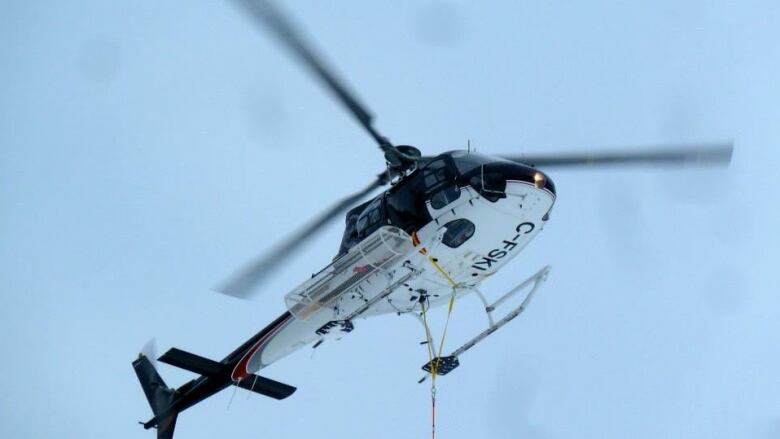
[335,151,554,258]
[336,155,461,257]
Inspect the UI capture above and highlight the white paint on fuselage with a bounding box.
[247,182,555,373]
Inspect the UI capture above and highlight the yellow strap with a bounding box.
[420,256,458,439]
[435,290,456,361]
[415,245,461,439]
[428,256,458,287]
[420,299,436,379]
[427,255,458,357]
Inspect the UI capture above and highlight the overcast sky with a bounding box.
[2,1,779,438]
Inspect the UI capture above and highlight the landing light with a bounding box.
[533,172,546,189]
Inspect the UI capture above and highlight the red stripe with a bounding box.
[231,314,294,381]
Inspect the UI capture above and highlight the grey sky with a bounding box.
[2,1,779,438]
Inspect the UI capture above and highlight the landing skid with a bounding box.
[418,265,551,382]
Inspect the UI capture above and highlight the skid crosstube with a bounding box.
[418,266,550,381]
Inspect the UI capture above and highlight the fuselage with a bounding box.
[231,151,556,381]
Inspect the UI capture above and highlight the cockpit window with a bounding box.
[420,157,461,210]
[450,151,510,175]
[422,159,449,188]
[430,185,461,209]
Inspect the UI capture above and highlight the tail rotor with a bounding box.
[133,340,179,439]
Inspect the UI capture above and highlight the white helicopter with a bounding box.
[132,1,733,438]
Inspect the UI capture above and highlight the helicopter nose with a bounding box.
[497,161,556,197]
[531,169,555,193]
[498,163,556,222]
[462,160,556,201]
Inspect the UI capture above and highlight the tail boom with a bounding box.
[133,311,297,438]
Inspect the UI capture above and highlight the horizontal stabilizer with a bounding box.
[158,348,223,376]
[236,374,297,400]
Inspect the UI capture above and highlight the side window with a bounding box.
[336,211,360,257]
[356,215,368,235]
[441,218,475,248]
[430,185,461,209]
[469,166,506,202]
[356,196,384,237]
[422,158,460,209]
[423,160,448,189]
[368,207,381,226]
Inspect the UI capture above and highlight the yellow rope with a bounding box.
[419,255,460,439]
[420,299,435,377]
[411,233,462,439]
[427,256,458,361]
[428,256,458,286]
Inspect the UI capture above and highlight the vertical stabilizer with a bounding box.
[132,353,179,439]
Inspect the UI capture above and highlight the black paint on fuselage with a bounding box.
[336,151,555,257]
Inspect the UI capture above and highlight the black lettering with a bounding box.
[502,240,518,251]
[488,249,507,259]
[471,256,498,271]
[516,222,535,234]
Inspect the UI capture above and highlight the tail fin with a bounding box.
[132,353,179,439]
[132,335,298,438]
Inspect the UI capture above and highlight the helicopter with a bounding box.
[132,1,733,438]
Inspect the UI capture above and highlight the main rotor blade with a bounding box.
[217,173,389,299]
[233,0,393,152]
[503,142,733,169]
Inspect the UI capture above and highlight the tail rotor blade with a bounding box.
[141,338,158,367]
